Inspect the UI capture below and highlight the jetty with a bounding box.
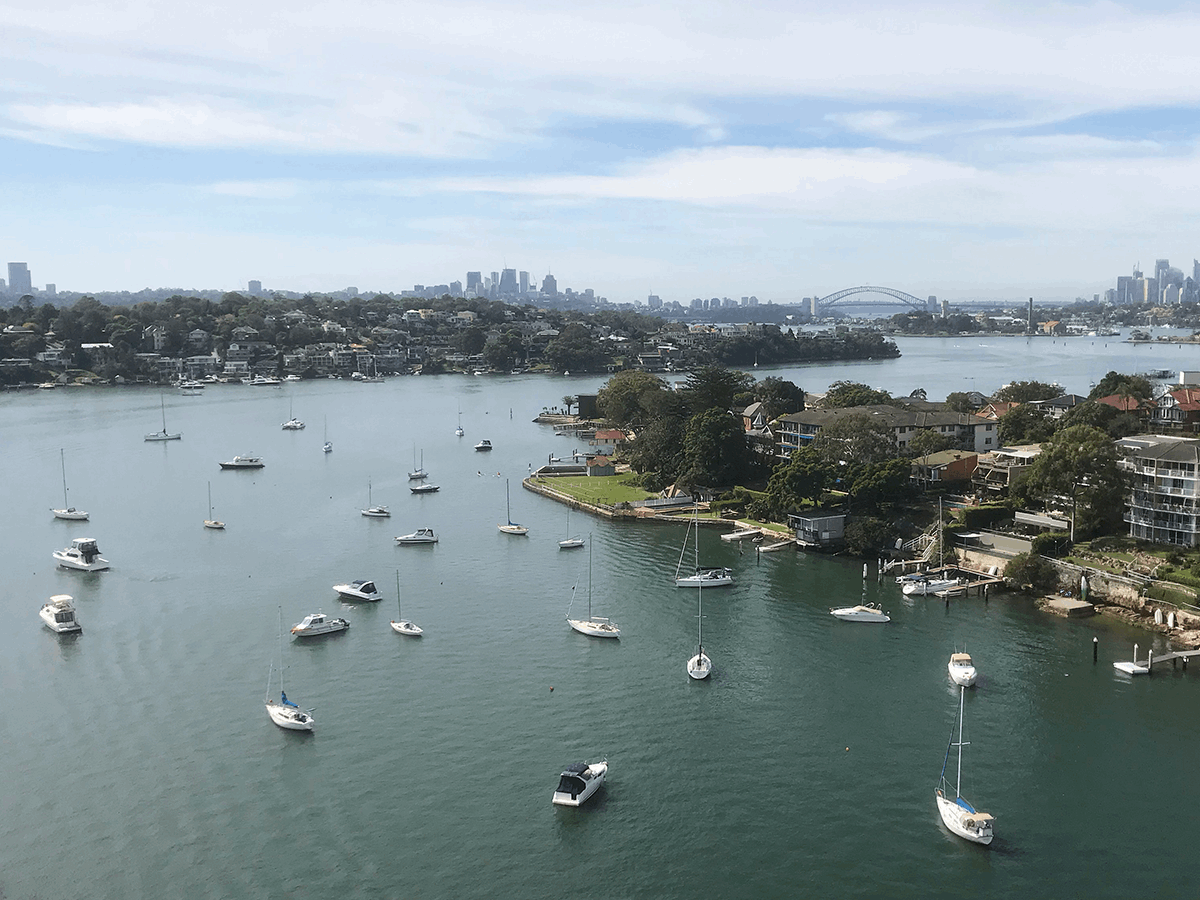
[721,527,761,542]
[1114,642,1200,676]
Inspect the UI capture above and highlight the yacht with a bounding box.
[409,483,440,494]
[675,567,734,588]
[948,652,978,687]
[474,439,492,452]
[281,417,305,430]
[936,686,994,844]
[291,612,350,637]
[53,537,109,571]
[395,527,438,545]
[552,760,608,807]
[408,447,427,480]
[51,448,88,520]
[219,455,264,469]
[333,580,383,602]
[389,572,423,635]
[567,543,619,638]
[362,479,390,517]
[498,478,528,535]
[902,576,961,596]
[829,603,890,622]
[40,594,82,633]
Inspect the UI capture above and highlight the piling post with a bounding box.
[1093,636,1098,663]
[1148,649,1154,674]
[1184,655,1189,670]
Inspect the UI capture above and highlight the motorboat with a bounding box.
[410,483,440,494]
[333,579,383,602]
[291,612,350,637]
[498,478,528,534]
[389,572,423,635]
[53,537,109,571]
[552,760,608,807]
[567,542,619,638]
[204,481,225,530]
[475,439,492,452]
[145,395,182,441]
[829,603,890,622]
[266,610,315,731]
[948,652,978,687]
[40,594,82,633]
[51,448,88,521]
[903,576,962,596]
[395,527,438,545]
[674,508,732,587]
[675,567,733,588]
[244,375,281,386]
[219,455,264,469]
[362,478,390,516]
[284,374,300,382]
[936,686,994,845]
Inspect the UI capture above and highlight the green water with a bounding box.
[2,354,1198,898]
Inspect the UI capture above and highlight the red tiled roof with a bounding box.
[593,429,626,440]
[1095,394,1148,412]
[1169,388,1200,412]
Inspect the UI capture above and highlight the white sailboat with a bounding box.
[498,478,528,535]
[362,478,390,517]
[389,572,423,635]
[935,686,994,845]
[266,608,315,731]
[567,540,619,638]
[51,448,88,520]
[323,416,333,453]
[144,395,182,441]
[559,506,584,549]
[281,399,305,430]
[455,405,464,437]
[408,446,427,480]
[687,571,711,679]
[674,506,732,587]
[204,481,225,530]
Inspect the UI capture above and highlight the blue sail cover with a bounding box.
[281,691,298,708]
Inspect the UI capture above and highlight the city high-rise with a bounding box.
[7,262,32,294]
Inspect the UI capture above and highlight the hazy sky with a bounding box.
[4,0,1199,303]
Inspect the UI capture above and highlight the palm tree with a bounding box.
[562,395,577,416]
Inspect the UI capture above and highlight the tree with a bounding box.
[846,458,913,511]
[813,413,896,472]
[683,365,755,415]
[755,376,805,419]
[1062,400,1140,439]
[682,409,752,487]
[596,370,669,430]
[944,391,978,413]
[844,517,900,556]
[562,395,577,416]
[459,326,486,356]
[628,416,687,480]
[1018,424,1126,539]
[1004,552,1059,592]
[908,429,953,458]
[998,404,1055,445]
[765,445,830,514]
[1089,371,1153,401]
[993,380,1064,403]
[824,380,892,408]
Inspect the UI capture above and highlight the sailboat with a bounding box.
[687,570,711,679]
[389,572,423,636]
[408,446,427,480]
[144,395,182,441]
[51,448,88,520]
[281,399,305,430]
[323,416,333,453]
[674,506,733,587]
[935,686,994,845]
[455,405,464,437]
[559,506,584,549]
[567,540,619,638]
[204,481,225,530]
[265,608,315,731]
[498,478,528,535]
[362,478,390,517]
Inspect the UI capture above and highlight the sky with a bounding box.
[4,0,1200,303]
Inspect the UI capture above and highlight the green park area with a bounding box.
[535,473,656,507]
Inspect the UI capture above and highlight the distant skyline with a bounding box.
[4,1,1200,302]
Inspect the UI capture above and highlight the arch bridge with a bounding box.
[816,286,928,315]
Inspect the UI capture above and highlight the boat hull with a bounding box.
[948,664,977,686]
[687,652,712,679]
[266,701,315,731]
[361,508,391,517]
[568,618,620,638]
[291,620,349,637]
[499,524,528,535]
[144,432,182,441]
[829,606,890,622]
[551,762,607,806]
[53,552,109,572]
[675,570,733,588]
[390,620,423,635]
[559,538,585,549]
[51,508,89,521]
[936,792,993,845]
[203,520,226,530]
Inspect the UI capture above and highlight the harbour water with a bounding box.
[4,337,1199,898]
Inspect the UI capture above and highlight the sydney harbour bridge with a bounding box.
[812,286,933,316]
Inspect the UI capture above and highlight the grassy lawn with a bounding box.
[536,473,656,507]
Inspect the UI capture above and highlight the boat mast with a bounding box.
[160,395,167,432]
[396,570,402,620]
[60,448,69,507]
[956,685,966,800]
[587,540,593,619]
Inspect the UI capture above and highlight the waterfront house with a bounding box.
[586,455,616,477]
[592,429,628,450]
[1118,434,1200,546]
[911,450,978,489]
[1034,394,1087,420]
[1095,393,1155,426]
[774,406,995,461]
[976,401,1021,420]
[972,444,1042,496]
[788,511,846,550]
[1154,388,1200,433]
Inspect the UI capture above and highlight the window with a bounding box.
[985,438,992,445]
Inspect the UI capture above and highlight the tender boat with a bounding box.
[498,478,528,534]
[362,478,390,516]
[266,611,315,731]
[39,594,82,633]
[936,686,994,845]
[475,439,492,451]
[948,652,978,687]
[410,483,440,494]
[567,542,619,638]
[389,572,423,635]
[51,448,88,520]
[552,760,608,807]
[333,579,383,602]
[395,527,438,545]
[291,612,350,637]
[829,603,890,622]
[219,455,264,469]
[902,576,961,596]
[53,537,109,571]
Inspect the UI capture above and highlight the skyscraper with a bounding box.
[7,262,32,294]
[498,269,518,294]
[541,273,558,296]
[248,280,262,294]
[466,272,482,292]
[519,271,529,294]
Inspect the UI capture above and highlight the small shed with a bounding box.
[789,511,847,549]
[586,455,616,477]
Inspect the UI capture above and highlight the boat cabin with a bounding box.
[299,614,325,628]
[47,596,77,624]
[950,653,973,666]
[71,538,102,562]
[555,764,593,799]
[350,580,376,594]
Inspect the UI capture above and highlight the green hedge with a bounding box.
[953,504,1011,529]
